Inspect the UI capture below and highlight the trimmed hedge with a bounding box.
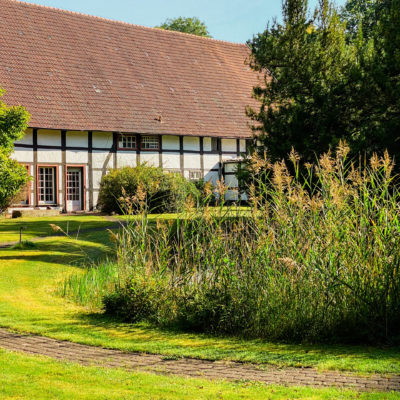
[97,164,199,214]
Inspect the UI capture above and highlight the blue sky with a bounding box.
[22,0,347,43]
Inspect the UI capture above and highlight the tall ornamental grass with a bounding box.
[64,143,400,343]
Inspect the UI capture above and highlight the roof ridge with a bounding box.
[5,0,247,47]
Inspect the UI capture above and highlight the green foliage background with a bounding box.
[0,88,30,213]
[247,0,400,164]
[157,17,211,37]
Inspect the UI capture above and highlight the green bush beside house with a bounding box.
[97,164,200,214]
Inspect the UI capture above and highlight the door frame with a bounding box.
[65,165,86,212]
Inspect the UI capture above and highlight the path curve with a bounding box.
[0,329,399,392]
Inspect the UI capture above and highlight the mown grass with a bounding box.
[0,218,399,375]
[0,215,114,244]
[2,349,398,400]
[113,206,252,222]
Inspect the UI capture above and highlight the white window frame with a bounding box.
[141,135,159,150]
[118,134,137,150]
[38,166,56,204]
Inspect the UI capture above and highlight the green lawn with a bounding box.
[114,206,252,221]
[0,215,114,244]
[3,349,398,400]
[0,215,399,377]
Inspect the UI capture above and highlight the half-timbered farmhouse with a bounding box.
[0,0,260,212]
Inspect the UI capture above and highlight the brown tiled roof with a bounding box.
[0,0,261,138]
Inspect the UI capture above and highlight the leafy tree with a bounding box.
[247,0,358,163]
[0,88,30,213]
[340,0,377,39]
[368,0,400,148]
[157,17,211,37]
[246,0,400,165]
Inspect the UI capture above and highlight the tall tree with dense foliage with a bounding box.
[246,0,400,164]
[157,17,211,37]
[0,88,30,213]
[340,0,377,39]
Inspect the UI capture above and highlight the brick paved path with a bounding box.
[0,329,399,392]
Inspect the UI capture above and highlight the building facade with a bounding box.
[1,0,260,212]
[13,129,248,212]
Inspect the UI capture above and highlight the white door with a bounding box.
[66,168,82,212]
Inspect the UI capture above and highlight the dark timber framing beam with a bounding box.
[61,130,66,212]
[14,143,237,155]
[88,131,93,211]
[136,134,141,165]
[200,136,204,178]
[179,136,184,176]
[158,134,163,168]
[32,128,38,208]
[218,138,223,180]
[112,132,117,169]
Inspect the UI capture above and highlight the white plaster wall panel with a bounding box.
[37,149,62,163]
[11,148,33,163]
[93,192,99,208]
[66,131,88,148]
[85,168,89,200]
[221,153,237,162]
[15,128,33,145]
[66,150,88,164]
[240,139,246,153]
[58,166,63,192]
[57,166,63,206]
[241,192,249,201]
[85,190,90,210]
[225,190,239,201]
[92,151,112,169]
[93,170,106,190]
[224,163,239,173]
[93,131,113,149]
[203,154,220,170]
[37,129,61,146]
[183,136,200,151]
[203,137,212,151]
[161,153,180,169]
[204,171,219,185]
[224,175,238,188]
[184,153,201,169]
[221,139,236,152]
[140,152,159,167]
[117,152,137,167]
[162,135,179,150]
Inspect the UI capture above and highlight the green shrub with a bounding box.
[11,241,37,250]
[0,149,30,214]
[97,164,199,214]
